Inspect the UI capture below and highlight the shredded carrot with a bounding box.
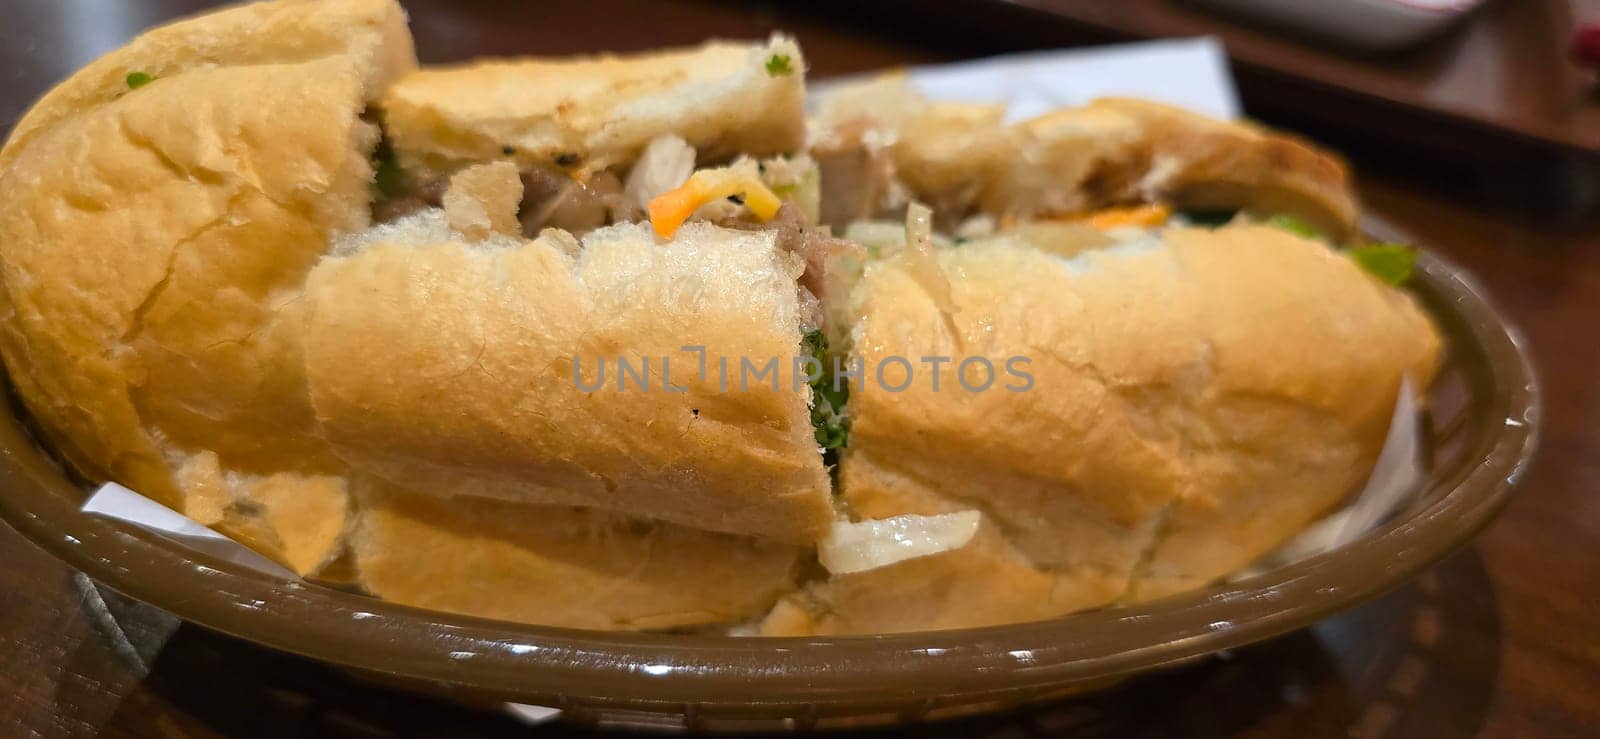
[1078,204,1172,230]
[648,186,705,238]
[648,168,783,238]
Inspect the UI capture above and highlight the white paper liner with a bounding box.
[82,483,297,579]
[813,37,1241,122]
[1231,375,1422,578]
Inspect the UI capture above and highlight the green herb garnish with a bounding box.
[125,71,154,89]
[1264,213,1323,240]
[765,54,793,77]
[371,141,405,198]
[1348,243,1417,286]
[803,329,850,450]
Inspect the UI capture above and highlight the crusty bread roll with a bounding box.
[991,98,1359,240]
[763,225,1439,634]
[0,0,416,571]
[382,36,807,180]
[0,0,413,175]
[810,77,1357,237]
[761,451,1123,635]
[295,216,834,543]
[176,451,352,576]
[352,479,802,630]
[811,74,1011,227]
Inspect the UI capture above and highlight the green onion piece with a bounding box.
[371,143,405,198]
[1348,243,1417,286]
[125,71,154,89]
[803,329,850,449]
[802,329,826,360]
[765,54,793,77]
[1264,213,1323,240]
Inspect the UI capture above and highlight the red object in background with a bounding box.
[1574,23,1600,66]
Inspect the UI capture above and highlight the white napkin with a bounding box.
[815,37,1240,122]
[82,483,296,579]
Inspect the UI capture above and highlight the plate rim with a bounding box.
[0,229,1539,711]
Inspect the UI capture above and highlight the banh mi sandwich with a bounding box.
[0,0,1440,634]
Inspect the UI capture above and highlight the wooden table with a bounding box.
[2,1,1597,737]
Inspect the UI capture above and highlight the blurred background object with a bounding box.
[1184,0,1491,52]
[1573,19,1600,67]
[792,0,1600,222]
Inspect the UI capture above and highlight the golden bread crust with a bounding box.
[382,37,807,178]
[812,78,1359,236]
[766,225,1439,634]
[0,59,372,506]
[0,0,412,172]
[299,222,835,543]
[988,99,1358,236]
[0,0,414,566]
[352,480,802,630]
[1090,98,1358,239]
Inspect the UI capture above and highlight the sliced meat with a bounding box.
[519,169,645,236]
[814,117,896,232]
[741,204,867,330]
[372,175,448,224]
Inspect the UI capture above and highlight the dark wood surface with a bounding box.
[809,0,1600,219]
[2,1,1598,737]
[910,0,1600,155]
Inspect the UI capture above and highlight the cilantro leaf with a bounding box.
[1349,243,1417,286]
[1264,213,1323,240]
[370,142,406,198]
[765,54,793,77]
[802,329,850,449]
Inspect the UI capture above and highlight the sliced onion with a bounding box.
[624,135,696,211]
[818,510,982,575]
[897,202,960,332]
